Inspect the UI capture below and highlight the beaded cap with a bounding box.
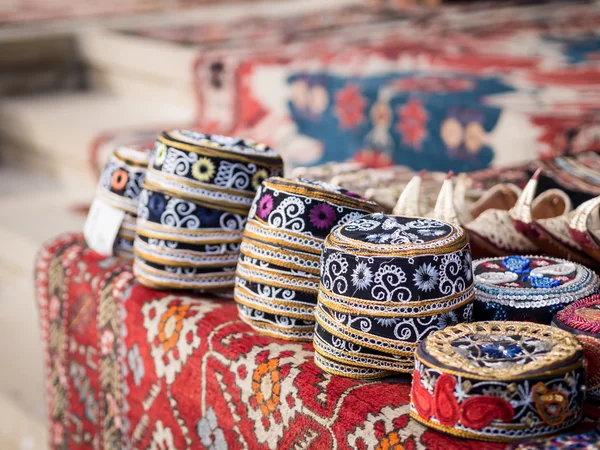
[411,321,585,443]
[472,255,599,324]
[553,294,600,399]
[555,294,600,335]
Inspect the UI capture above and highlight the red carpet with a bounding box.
[35,233,600,449]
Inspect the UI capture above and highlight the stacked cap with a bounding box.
[553,294,600,399]
[314,214,475,379]
[96,145,151,258]
[472,255,599,324]
[411,322,585,442]
[234,178,382,340]
[134,130,283,291]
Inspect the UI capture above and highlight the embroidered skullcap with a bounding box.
[472,255,599,324]
[410,321,585,443]
[95,145,151,258]
[553,294,600,400]
[314,213,474,379]
[234,178,382,340]
[133,131,284,291]
[508,170,596,266]
[150,130,283,212]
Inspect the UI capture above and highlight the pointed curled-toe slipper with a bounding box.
[457,176,537,257]
[509,169,597,266]
[371,170,442,214]
[392,170,425,217]
[569,195,600,264]
[453,173,521,227]
[429,171,460,227]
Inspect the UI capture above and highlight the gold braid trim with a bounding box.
[133,247,237,269]
[240,238,321,276]
[117,229,136,240]
[326,227,470,257]
[136,228,242,245]
[408,410,579,444]
[421,321,583,381]
[158,134,283,168]
[147,167,255,199]
[142,180,251,216]
[313,333,414,369]
[134,236,238,256]
[243,218,323,255]
[263,178,382,212]
[415,351,583,383]
[112,150,150,169]
[96,188,138,214]
[233,283,315,321]
[134,258,234,281]
[313,352,392,380]
[318,284,474,317]
[136,220,242,246]
[136,219,242,236]
[312,345,411,374]
[315,304,417,357]
[133,270,234,291]
[237,314,314,342]
[235,259,319,294]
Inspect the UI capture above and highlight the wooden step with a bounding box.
[78,0,358,118]
[0,170,88,443]
[0,392,47,450]
[0,91,194,191]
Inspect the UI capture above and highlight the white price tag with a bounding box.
[84,199,126,256]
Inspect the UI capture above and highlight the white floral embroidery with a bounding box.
[366,233,392,244]
[464,252,473,281]
[344,218,383,232]
[375,317,400,327]
[413,263,439,292]
[351,262,373,290]
[417,228,447,237]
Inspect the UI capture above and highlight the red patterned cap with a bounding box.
[555,294,600,336]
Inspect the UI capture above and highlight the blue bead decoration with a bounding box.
[530,275,561,289]
[502,255,531,274]
[473,255,599,324]
[480,343,524,359]
[486,302,508,321]
[550,303,567,313]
